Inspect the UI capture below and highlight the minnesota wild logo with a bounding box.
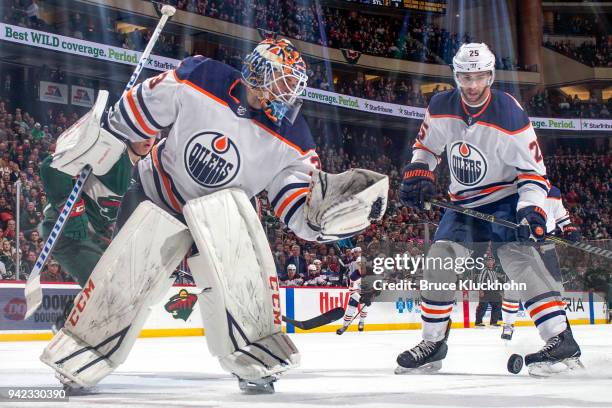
[97,195,122,222]
[164,289,198,321]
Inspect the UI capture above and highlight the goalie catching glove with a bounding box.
[304,169,388,241]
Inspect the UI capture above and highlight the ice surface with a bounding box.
[1,325,610,408]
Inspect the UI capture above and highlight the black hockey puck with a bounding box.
[507,353,523,374]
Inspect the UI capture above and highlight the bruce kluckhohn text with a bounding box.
[372,279,527,292]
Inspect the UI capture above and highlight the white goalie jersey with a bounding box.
[411,89,550,211]
[106,56,321,240]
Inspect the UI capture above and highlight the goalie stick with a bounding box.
[282,307,345,330]
[430,199,612,260]
[24,3,176,320]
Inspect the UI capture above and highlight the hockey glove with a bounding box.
[399,162,435,210]
[305,169,389,241]
[562,224,581,242]
[516,206,547,242]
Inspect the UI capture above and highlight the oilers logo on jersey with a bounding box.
[449,142,488,186]
[184,131,241,188]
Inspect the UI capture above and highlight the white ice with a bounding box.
[1,325,611,408]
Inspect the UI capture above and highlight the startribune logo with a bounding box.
[164,289,198,321]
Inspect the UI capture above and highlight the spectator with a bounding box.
[41,260,64,282]
[19,250,37,280]
[0,239,15,279]
[285,244,307,280]
[20,201,40,234]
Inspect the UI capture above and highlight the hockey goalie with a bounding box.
[39,38,388,394]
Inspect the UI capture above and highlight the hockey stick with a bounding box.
[430,199,612,260]
[282,307,345,330]
[24,4,176,320]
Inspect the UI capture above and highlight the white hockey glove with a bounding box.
[304,169,388,241]
[51,90,126,176]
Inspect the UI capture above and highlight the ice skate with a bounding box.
[395,321,450,374]
[336,325,348,335]
[237,376,276,394]
[525,327,584,377]
[501,324,514,341]
[55,372,96,396]
[358,321,365,332]
[395,340,448,374]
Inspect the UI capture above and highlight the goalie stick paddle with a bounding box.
[282,307,345,330]
[430,199,612,260]
[24,3,177,320]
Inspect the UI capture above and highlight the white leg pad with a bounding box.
[184,189,299,381]
[40,201,193,388]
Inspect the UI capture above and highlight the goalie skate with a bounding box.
[237,376,277,394]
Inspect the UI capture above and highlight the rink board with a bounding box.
[0,283,607,341]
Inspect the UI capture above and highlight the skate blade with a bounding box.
[56,373,96,395]
[528,358,585,378]
[238,377,276,394]
[394,360,442,375]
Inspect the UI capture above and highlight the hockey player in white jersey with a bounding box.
[304,264,331,286]
[396,43,582,377]
[336,247,368,334]
[40,38,388,393]
[501,185,581,340]
[281,264,304,286]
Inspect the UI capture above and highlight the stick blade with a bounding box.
[283,307,345,330]
[24,275,43,320]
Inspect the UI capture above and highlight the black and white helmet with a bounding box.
[452,43,495,87]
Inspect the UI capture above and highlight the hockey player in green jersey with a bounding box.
[38,138,154,330]
[39,138,154,286]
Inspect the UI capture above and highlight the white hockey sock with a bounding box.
[524,292,567,340]
[421,297,453,342]
[501,299,519,326]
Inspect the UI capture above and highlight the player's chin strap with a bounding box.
[304,169,389,242]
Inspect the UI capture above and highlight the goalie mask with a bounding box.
[242,38,308,124]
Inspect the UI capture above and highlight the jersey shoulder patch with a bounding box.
[175,56,240,106]
[251,111,315,155]
[277,114,316,153]
[477,90,530,134]
[427,89,463,117]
